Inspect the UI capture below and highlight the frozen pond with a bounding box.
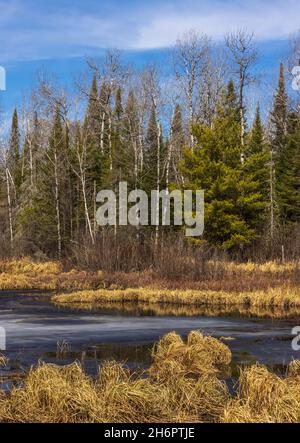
[0,291,300,388]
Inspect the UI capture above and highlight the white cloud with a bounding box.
[0,0,299,61]
[134,0,300,49]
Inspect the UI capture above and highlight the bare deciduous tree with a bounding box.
[225,30,258,149]
[141,65,163,246]
[173,30,211,149]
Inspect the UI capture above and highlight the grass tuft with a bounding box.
[222,362,300,423]
[0,354,8,368]
[0,332,231,423]
[1,334,299,423]
[150,331,231,381]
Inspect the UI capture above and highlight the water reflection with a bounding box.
[55,300,300,319]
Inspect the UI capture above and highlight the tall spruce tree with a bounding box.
[181,82,265,249]
[111,87,128,184]
[168,104,185,185]
[26,106,69,257]
[276,112,300,225]
[8,109,22,194]
[121,90,140,189]
[271,63,288,156]
[244,105,270,228]
[84,75,103,189]
[143,105,166,193]
[16,112,42,253]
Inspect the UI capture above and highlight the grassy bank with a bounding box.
[0,331,299,423]
[0,258,102,291]
[52,286,300,311]
[1,258,300,292]
[2,258,300,316]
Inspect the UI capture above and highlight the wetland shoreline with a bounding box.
[1,259,300,319]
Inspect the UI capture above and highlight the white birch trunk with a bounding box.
[100,111,105,154]
[54,150,62,259]
[5,168,14,249]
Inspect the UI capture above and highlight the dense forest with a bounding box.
[1,30,300,266]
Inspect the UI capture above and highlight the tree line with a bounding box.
[1,29,300,261]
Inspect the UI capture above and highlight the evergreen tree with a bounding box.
[111,87,127,184]
[30,111,40,188]
[8,109,22,194]
[114,86,123,121]
[169,104,185,185]
[143,105,165,193]
[119,90,140,188]
[84,75,103,189]
[181,82,265,249]
[16,112,42,253]
[244,105,270,225]
[271,63,288,156]
[276,112,300,225]
[25,106,69,257]
[2,49,300,260]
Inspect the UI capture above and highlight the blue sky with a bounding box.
[0,0,299,118]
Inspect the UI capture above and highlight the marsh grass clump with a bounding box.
[0,258,61,275]
[0,332,231,423]
[147,331,232,422]
[150,331,232,381]
[97,361,164,423]
[238,365,286,410]
[157,371,230,423]
[1,333,299,424]
[288,360,300,377]
[222,362,300,423]
[0,362,102,423]
[187,332,232,366]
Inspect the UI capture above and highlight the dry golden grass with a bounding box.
[97,362,162,423]
[0,258,103,291]
[1,332,299,423]
[0,354,8,368]
[2,258,300,320]
[0,362,102,423]
[222,362,300,423]
[223,260,300,274]
[0,331,231,423]
[150,331,232,381]
[52,286,300,311]
[0,273,85,291]
[288,360,300,377]
[1,258,300,293]
[0,258,61,275]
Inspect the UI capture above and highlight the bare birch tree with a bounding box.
[0,149,14,249]
[225,30,258,149]
[173,30,210,149]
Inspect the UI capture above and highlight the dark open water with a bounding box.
[0,291,299,389]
